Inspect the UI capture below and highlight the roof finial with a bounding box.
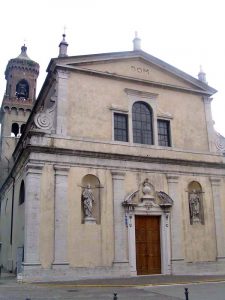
[198,65,207,84]
[58,31,68,57]
[133,31,141,51]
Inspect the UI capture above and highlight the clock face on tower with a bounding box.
[16,79,29,99]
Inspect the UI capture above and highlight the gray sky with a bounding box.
[1,0,225,135]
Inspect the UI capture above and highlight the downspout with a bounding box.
[10,175,15,245]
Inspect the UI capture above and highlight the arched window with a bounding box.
[16,79,29,99]
[188,181,204,225]
[11,123,19,137]
[19,180,25,205]
[132,101,153,144]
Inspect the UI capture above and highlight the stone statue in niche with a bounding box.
[189,190,201,223]
[82,184,95,222]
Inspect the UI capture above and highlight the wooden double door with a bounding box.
[135,215,161,275]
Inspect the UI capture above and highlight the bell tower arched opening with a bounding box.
[16,79,29,100]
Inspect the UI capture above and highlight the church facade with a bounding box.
[1,35,225,282]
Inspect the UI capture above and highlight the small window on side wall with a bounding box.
[19,180,25,205]
[157,119,171,147]
[114,113,128,142]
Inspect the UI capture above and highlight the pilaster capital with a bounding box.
[166,174,179,184]
[54,165,70,176]
[203,96,213,104]
[111,170,126,180]
[25,163,44,176]
[57,69,69,79]
[210,177,221,186]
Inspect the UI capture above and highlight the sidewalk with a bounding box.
[1,272,225,286]
[40,274,225,286]
[1,273,225,300]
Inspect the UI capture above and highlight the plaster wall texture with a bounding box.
[11,175,25,267]
[181,176,217,262]
[42,135,223,166]
[0,174,24,270]
[66,61,209,152]
[39,164,54,268]
[0,188,12,268]
[19,154,223,268]
[76,59,197,90]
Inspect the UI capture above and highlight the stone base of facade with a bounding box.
[20,263,130,282]
[18,260,225,282]
[172,259,225,275]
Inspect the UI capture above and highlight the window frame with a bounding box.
[113,112,129,142]
[132,101,154,145]
[157,119,171,147]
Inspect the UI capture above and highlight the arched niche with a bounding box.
[188,181,204,225]
[81,174,101,224]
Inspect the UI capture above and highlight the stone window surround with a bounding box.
[157,119,172,147]
[113,112,129,142]
[110,88,173,147]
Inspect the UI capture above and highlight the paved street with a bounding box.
[1,273,225,299]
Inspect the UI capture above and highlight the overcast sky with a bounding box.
[1,0,225,135]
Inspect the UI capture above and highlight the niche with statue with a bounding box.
[188,181,204,225]
[81,174,101,224]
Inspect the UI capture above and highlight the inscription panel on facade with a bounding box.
[131,65,150,76]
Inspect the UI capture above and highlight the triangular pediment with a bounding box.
[51,51,216,95]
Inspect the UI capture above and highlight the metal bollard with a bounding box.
[184,288,189,300]
[0,265,1,278]
[113,293,118,300]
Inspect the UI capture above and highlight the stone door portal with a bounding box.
[135,215,161,275]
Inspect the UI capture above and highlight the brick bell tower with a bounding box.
[0,45,39,185]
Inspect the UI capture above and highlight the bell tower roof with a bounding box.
[5,44,39,79]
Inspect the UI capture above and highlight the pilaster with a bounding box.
[52,165,70,267]
[161,211,172,274]
[111,171,129,268]
[23,163,43,267]
[203,97,216,152]
[210,177,225,260]
[56,70,69,136]
[166,174,184,265]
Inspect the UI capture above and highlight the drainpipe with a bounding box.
[10,175,15,245]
